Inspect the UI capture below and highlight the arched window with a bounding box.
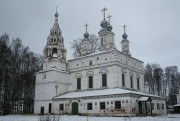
[52,48,57,57]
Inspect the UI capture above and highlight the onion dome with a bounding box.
[100,20,108,28]
[55,11,58,18]
[107,24,112,31]
[84,32,89,38]
[122,33,128,39]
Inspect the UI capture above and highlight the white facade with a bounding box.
[34,10,167,116]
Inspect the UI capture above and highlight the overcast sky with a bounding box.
[0,0,180,69]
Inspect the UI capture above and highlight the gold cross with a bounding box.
[107,15,112,24]
[123,24,127,33]
[102,7,107,20]
[84,23,89,32]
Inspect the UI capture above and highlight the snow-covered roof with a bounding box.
[53,88,162,100]
[174,104,180,107]
[138,97,149,101]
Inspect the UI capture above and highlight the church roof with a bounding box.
[53,88,163,100]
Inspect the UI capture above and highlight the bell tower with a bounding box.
[121,25,131,56]
[43,10,67,71]
[98,7,116,51]
[82,23,91,56]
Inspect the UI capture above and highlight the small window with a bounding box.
[95,102,97,105]
[157,103,159,110]
[151,103,154,110]
[59,104,64,111]
[111,101,113,104]
[87,103,92,110]
[89,60,93,65]
[126,100,128,103]
[100,102,106,110]
[97,57,99,60]
[88,76,93,88]
[102,74,107,87]
[122,100,124,103]
[115,101,121,109]
[77,78,81,90]
[107,102,109,105]
[122,74,125,87]
[105,58,107,61]
[137,78,140,89]
[162,104,164,110]
[130,76,133,88]
[77,64,78,66]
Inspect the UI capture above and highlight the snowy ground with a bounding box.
[0,114,180,121]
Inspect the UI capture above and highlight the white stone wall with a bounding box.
[151,99,167,115]
[52,96,137,116]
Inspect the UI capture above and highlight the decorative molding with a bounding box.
[99,68,108,74]
[75,73,82,77]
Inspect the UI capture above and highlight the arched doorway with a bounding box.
[71,102,78,115]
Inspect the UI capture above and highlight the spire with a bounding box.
[55,7,58,19]
[84,23,89,38]
[102,7,107,20]
[122,24,128,39]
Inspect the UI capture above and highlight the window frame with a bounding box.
[100,102,106,110]
[102,74,107,87]
[77,77,81,90]
[87,103,93,110]
[88,76,93,88]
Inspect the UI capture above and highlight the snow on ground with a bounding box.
[0,114,180,121]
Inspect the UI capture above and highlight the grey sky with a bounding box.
[0,0,180,69]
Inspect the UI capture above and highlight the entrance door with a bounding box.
[40,107,44,115]
[72,102,78,115]
[138,101,142,114]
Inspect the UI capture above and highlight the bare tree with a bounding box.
[70,34,99,58]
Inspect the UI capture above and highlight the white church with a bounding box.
[34,8,167,116]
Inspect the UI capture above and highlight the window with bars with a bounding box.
[115,101,121,109]
[88,76,93,88]
[77,78,81,90]
[87,103,93,110]
[100,102,106,110]
[102,74,107,87]
[59,104,64,111]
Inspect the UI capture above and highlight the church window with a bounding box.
[122,100,124,103]
[102,74,107,87]
[105,58,107,61]
[49,103,52,113]
[97,57,99,60]
[162,104,164,110]
[130,76,133,88]
[95,102,97,105]
[107,102,109,105]
[115,101,121,109]
[87,103,93,110]
[151,103,154,110]
[157,103,159,110]
[55,31,57,34]
[126,100,128,103]
[100,102,106,110]
[89,60,92,65]
[137,78,140,89]
[122,74,125,87]
[52,48,57,57]
[101,38,103,47]
[111,101,113,104]
[59,104,64,111]
[77,64,78,66]
[77,78,81,90]
[88,76,93,88]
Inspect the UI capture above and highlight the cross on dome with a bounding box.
[107,15,112,24]
[84,23,89,33]
[102,7,107,20]
[123,24,127,33]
